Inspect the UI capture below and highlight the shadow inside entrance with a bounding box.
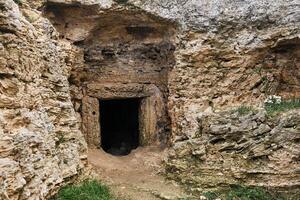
[100,98,140,156]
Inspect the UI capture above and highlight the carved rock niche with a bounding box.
[44,2,176,153]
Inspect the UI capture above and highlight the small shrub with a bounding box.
[55,134,66,148]
[265,99,300,116]
[264,95,282,104]
[51,180,115,200]
[233,106,255,116]
[203,185,284,200]
[203,191,219,200]
[226,185,282,200]
[13,0,22,5]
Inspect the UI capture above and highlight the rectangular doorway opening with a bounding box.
[99,98,140,156]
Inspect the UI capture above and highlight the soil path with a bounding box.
[88,147,193,200]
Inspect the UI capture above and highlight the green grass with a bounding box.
[51,180,116,200]
[226,185,282,200]
[265,99,300,116]
[233,106,256,116]
[203,185,284,200]
[55,134,66,148]
[203,191,219,200]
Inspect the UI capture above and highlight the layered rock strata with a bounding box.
[165,109,300,196]
[0,0,87,199]
[0,0,299,199]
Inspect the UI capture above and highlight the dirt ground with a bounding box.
[88,146,193,200]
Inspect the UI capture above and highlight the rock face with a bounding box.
[0,0,87,199]
[0,0,299,199]
[165,109,300,195]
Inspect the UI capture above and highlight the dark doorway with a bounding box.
[100,98,140,156]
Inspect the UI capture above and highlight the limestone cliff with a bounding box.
[0,0,87,199]
[0,0,299,199]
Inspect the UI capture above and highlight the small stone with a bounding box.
[209,124,231,135]
[253,124,271,136]
[200,196,207,200]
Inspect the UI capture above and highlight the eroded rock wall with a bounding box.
[0,0,87,199]
[131,0,300,195]
[165,109,300,195]
[0,0,299,199]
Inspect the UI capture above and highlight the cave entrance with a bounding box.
[100,98,140,156]
[45,0,176,152]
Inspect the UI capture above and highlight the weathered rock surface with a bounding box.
[0,0,299,199]
[165,109,300,196]
[0,0,87,199]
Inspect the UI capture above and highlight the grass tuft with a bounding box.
[203,185,285,200]
[233,106,256,116]
[51,180,116,200]
[55,134,66,148]
[203,191,219,200]
[226,185,282,200]
[265,99,300,116]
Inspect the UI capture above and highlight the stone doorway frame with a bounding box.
[81,83,164,149]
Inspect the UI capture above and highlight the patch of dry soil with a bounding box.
[88,147,193,200]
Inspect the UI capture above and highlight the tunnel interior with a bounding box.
[100,98,140,156]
